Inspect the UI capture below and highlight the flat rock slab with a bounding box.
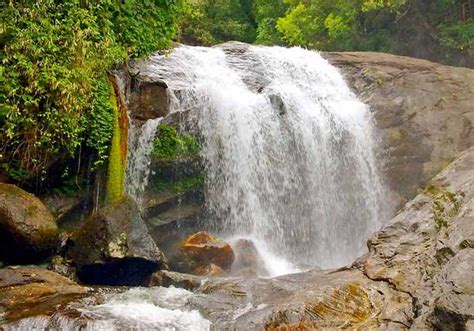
[0,267,89,323]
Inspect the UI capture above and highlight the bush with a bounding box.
[152,124,200,161]
[0,0,182,184]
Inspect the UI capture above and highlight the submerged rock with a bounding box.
[147,270,201,290]
[173,231,235,275]
[0,183,58,264]
[67,197,166,286]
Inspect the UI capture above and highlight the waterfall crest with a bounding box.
[141,43,389,271]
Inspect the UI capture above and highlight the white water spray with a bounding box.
[142,43,389,272]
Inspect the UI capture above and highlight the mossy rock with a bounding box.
[0,183,58,264]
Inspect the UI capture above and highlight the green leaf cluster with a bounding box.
[0,0,182,183]
[152,124,200,161]
[275,0,473,65]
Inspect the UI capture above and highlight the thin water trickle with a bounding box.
[126,118,162,207]
[136,43,390,274]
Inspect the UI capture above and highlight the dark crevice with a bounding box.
[76,258,161,286]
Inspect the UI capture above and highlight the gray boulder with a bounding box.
[67,197,166,285]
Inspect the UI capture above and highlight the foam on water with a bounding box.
[3,287,210,331]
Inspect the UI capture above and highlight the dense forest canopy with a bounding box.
[181,0,473,67]
[1,0,472,191]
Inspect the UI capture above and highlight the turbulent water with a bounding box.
[4,287,210,331]
[137,42,389,272]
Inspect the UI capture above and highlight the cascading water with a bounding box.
[2,43,391,331]
[140,42,390,273]
[126,118,162,206]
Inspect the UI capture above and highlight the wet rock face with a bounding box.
[128,80,169,121]
[193,269,413,330]
[173,231,235,275]
[326,52,474,208]
[231,239,268,277]
[111,69,170,122]
[0,267,89,323]
[362,147,474,329]
[67,197,166,285]
[0,183,58,264]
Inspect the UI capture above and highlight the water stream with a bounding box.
[141,43,389,272]
[126,118,162,206]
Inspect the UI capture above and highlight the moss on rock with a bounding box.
[105,79,128,205]
[152,124,200,161]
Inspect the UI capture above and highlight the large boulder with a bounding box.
[67,197,166,286]
[173,231,235,275]
[0,266,89,323]
[362,146,474,329]
[326,52,474,208]
[0,183,58,263]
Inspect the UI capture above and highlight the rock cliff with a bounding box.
[326,52,474,208]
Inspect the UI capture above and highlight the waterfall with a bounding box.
[125,118,161,206]
[144,42,389,271]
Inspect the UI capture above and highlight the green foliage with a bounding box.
[136,0,473,67]
[179,0,256,45]
[153,124,200,161]
[0,0,182,183]
[275,0,473,65]
[439,19,474,52]
[253,0,287,45]
[276,0,399,51]
[82,75,115,167]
